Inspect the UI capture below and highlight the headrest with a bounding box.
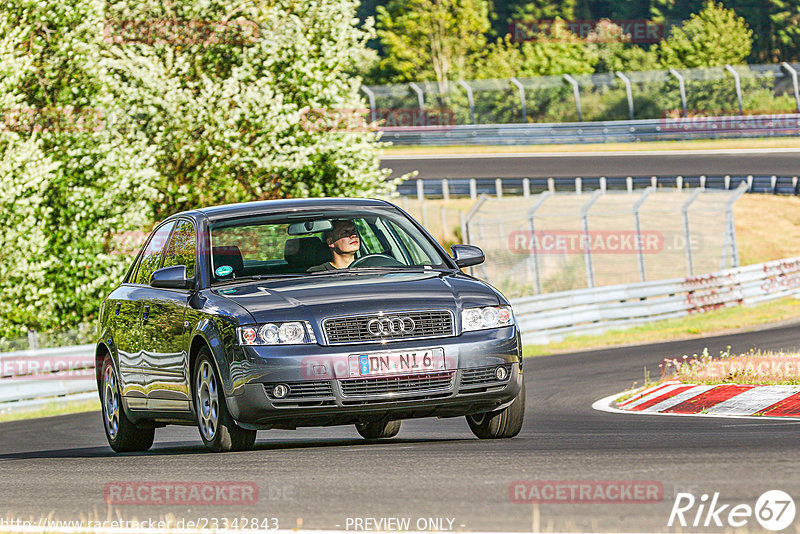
[284,237,332,267]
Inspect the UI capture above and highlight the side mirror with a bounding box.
[451,244,485,268]
[151,265,194,290]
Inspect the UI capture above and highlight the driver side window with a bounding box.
[135,221,176,285]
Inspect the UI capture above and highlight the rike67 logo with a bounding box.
[669,490,796,531]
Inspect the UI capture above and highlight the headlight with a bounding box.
[461,306,514,333]
[238,321,316,345]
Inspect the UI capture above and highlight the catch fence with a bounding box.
[462,185,747,298]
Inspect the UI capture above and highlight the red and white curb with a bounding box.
[593,380,800,419]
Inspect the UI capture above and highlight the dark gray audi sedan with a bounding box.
[96,198,524,452]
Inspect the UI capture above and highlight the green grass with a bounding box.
[0,397,100,424]
[523,296,800,357]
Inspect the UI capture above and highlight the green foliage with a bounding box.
[0,0,156,338]
[376,0,490,90]
[657,1,753,68]
[771,0,800,61]
[510,0,577,23]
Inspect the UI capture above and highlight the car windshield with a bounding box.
[207,207,451,283]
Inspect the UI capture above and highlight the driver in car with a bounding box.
[308,219,360,272]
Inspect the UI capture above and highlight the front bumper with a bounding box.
[226,326,522,429]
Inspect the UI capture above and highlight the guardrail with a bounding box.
[511,256,800,345]
[0,344,96,412]
[397,174,799,199]
[381,114,800,146]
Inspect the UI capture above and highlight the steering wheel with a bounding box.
[349,253,404,268]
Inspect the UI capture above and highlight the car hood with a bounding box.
[211,271,502,324]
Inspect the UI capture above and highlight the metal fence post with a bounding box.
[523,178,531,198]
[547,177,555,192]
[27,328,39,350]
[724,65,744,115]
[626,176,633,193]
[409,82,426,126]
[442,179,450,201]
[457,80,476,124]
[361,86,377,124]
[575,177,582,194]
[416,179,424,201]
[781,62,800,113]
[469,178,477,200]
[495,178,503,199]
[615,72,634,120]
[526,191,552,294]
[510,77,527,122]
[600,176,607,192]
[676,176,683,190]
[668,68,688,117]
[681,188,703,276]
[563,74,582,121]
[721,182,748,268]
[581,190,603,288]
[633,187,654,282]
[463,194,489,245]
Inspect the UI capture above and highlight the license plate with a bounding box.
[348,348,445,377]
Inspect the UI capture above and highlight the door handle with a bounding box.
[142,305,150,323]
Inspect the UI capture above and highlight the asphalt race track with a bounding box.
[2,323,799,532]
[381,149,800,179]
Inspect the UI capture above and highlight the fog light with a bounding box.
[272,384,290,399]
[495,366,509,381]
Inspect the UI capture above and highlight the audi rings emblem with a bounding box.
[367,316,416,336]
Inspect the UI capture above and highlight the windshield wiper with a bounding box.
[212,274,308,286]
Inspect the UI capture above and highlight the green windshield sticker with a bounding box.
[215,265,233,277]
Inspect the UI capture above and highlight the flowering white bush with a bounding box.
[0,0,393,338]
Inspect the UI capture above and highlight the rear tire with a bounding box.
[466,380,525,439]
[194,348,256,452]
[356,420,402,439]
[100,356,155,453]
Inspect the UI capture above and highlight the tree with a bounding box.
[103,0,393,218]
[657,1,752,68]
[771,0,800,61]
[376,0,490,93]
[0,0,155,338]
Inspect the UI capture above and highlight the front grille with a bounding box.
[340,371,454,397]
[263,380,333,399]
[460,365,512,387]
[323,310,453,344]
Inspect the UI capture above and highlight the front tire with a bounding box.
[356,420,402,439]
[194,348,256,452]
[466,380,525,439]
[100,356,155,452]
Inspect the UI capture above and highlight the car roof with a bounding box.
[176,197,394,222]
